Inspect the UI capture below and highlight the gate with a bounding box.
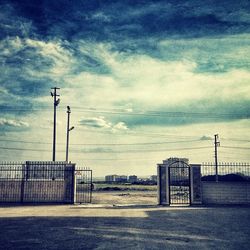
[75,168,92,203]
[168,162,190,205]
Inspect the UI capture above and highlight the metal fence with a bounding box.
[0,161,92,204]
[168,165,190,204]
[75,167,92,204]
[201,163,250,182]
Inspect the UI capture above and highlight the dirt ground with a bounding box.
[91,191,157,205]
[0,191,249,250]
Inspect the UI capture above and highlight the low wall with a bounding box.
[0,179,73,203]
[202,181,250,205]
[0,181,22,202]
[23,180,65,202]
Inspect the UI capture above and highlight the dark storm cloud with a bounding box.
[3,0,250,41]
[0,0,250,128]
[110,98,250,127]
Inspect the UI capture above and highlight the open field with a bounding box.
[92,191,157,205]
[93,183,157,191]
[0,202,249,250]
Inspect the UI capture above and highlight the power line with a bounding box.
[222,138,250,142]
[220,151,249,156]
[221,146,250,150]
[1,106,249,119]
[0,146,51,152]
[0,138,202,146]
[0,145,212,153]
[77,128,201,139]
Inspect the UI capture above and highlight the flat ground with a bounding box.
[0,191,249,250]
[91,190,157,205]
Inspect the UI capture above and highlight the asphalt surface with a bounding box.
[0,204,249,250]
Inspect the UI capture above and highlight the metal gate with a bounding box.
[75,168,92,203]
[168,162,190,205]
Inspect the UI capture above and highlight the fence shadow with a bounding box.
[0,207,249,250]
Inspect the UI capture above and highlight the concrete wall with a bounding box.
[0,181,22,202]
[0,179,74,203]
[202,182,250,205]
[23,180,65,202]
[157,164,169,205]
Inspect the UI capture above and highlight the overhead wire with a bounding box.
[0,138,202,146]
[1,106,249,119]
[0,145,212,153]
[220,146,250,150]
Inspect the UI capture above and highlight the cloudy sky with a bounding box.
[0,0,250,176]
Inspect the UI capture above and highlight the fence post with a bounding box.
[64,164,75,204]
[157,164,170,205]
[90,170,93,203]
[72,165,76,204]
[190,164,202,205]
[20,163,26,203]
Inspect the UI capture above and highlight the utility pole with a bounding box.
[66,106,74,162]
[214,134,220,182]
[51,87,60,161]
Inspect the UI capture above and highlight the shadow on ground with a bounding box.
[0,207,250,250]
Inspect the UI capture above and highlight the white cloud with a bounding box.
[25,38,74,76]
[79,116,129,132]
[0,37,74,81]
[200,135,213,141]
[90,12,111,22]
[113,122,128,131]
[79,116,112,129]
[0,118,29,127]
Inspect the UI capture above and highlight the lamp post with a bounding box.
[66,106,74,162]
[214,134,220,182]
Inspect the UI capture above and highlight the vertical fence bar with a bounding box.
[0,161,93,204]
[20,164,25,203]
[90,170,92,203]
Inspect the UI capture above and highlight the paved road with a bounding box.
[0,205,249,250]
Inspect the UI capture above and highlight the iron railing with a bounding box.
[168,165,190,204]
[75,167,92,204]
[0,161,92,203]
[201,162,250,182]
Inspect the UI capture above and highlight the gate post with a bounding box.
[157,164,170,205]
[20,164,26,203]
[64,164,76,204]
[72,167,76,204]
[190,164,202,205]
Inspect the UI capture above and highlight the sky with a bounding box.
[0,0,250,176]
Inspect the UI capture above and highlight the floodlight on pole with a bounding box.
[66,106,74,162]
[214,134,220,182]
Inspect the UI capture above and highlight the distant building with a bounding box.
[105,175,118,182]
[105,175,128,183]
[128,175,138,183]
[150,175,157,182]
[116,175,127,182]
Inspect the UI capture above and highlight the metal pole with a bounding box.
[66,106,74,162]
[51,87,60,161]
[53,90,56,161]
[214,134,220,182]
[66,106,70,162]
